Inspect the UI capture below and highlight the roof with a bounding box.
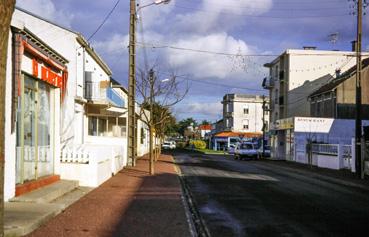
[199,125,212,130]
[310,57,369,97]
[215,131,262,138]
[15,7,77,34]
[76,36,112,76]
[15,7,113,76]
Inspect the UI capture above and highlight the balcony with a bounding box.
[279,70,285,81]
[85,80,125,108]
[107,87,124,107]
[262,77,274,89]
[279,96,284,106]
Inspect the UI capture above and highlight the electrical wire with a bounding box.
[87,0,121,41]
[173,4,351,19]
[137,41,362,58]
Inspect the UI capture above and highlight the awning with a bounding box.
[100,106,127,116]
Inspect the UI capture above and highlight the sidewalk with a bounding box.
[26,154,192,237]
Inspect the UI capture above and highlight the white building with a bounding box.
[263,47,369,160]
[222,94,269,133]
[3,8,149,200]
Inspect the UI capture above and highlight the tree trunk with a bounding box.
[0,1,16,236]
[149,126,154,175]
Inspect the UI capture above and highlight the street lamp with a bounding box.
[128,0,171,167]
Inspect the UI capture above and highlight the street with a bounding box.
[172,150,369,237]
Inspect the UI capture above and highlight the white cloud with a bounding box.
[17,0,74,27]
[175,102,222,117]
[174,0,273,33]
[167,32,252,79]
[93,34,129,55]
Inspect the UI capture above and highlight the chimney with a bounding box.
[351,40,357,52]
[303,46,317,50]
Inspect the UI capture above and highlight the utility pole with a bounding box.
[128,0,137,166]
[262,95,270,158]
[355,0,363,178]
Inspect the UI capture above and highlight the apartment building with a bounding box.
[263,47,368,160]
[222,94,269,133]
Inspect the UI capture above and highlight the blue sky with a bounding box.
[17,0,369,123]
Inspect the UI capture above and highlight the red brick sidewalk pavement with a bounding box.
[26,154,192,237]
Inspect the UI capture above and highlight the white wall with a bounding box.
[4,32,16,201]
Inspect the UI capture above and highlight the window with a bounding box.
[88,117,98,136]
[98,118,107,136]
[140,127,145,144]
[242,119,249,130]
[88,116,127,137]
[243,107,249,115]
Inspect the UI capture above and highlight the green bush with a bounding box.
[176,141,187,148]
[190,140,206,149]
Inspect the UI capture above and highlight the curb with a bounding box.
[172,157,211,237]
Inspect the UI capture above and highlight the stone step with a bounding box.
[4,202,63,237]
[51,186,93,209]
[10,180,79,203]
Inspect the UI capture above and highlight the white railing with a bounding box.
[342,145,352,158]
[60,146,90,164]
[312,144,338,155]
[59,144,126,187]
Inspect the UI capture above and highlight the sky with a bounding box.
[16,0,369,123]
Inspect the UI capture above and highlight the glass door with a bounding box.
[16,75,53,184]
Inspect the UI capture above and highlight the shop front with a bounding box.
[13,32,67,193]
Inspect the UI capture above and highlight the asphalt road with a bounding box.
[172,150,369,237]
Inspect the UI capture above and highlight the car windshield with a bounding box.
[240,144,253,149]
[164,142,170,145]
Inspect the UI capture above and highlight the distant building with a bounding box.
[198,124,212,139]
[222,94,269,133]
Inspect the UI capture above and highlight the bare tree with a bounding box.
[0,1,16,235]
[136,66,188,175]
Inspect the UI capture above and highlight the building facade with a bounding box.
[3,8,150,200]
[222,94,269,133]
[263,48,368,160]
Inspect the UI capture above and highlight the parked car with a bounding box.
[234,142,258,160]
[257,145,271,158]
[162,141,176,149]
[228,144,237,154]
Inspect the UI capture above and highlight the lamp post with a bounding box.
[128,0,171,167]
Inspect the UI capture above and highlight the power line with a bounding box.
[178,1,350,12]
[174,4,351,19]
[87,0,121,41]
[136,41,363,57]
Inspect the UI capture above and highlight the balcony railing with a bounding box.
[85,81,125,108]
[262,77,274,89]
[107,87,125,108]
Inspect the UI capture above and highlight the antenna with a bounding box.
[328,32,339,45]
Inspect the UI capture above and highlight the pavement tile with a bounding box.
[26,154,191,237]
